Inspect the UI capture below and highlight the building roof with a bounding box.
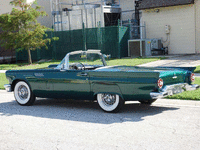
[138,0,194,10]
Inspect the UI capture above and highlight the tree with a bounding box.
[0,0,58,64]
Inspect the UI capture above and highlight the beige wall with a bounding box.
[141,5,196,54]
[195,0,200,54]
[36,0,53,28]
[120,0,135,20]
[39,0,104,30]
[0,0,35,15]
[0,0,14,14]
[36,0,135,30]
[0,0,52,28]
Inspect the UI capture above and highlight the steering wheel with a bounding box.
[70,63,85,70]
[78,63,85,70]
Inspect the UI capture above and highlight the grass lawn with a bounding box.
[0,57,165,70]
[0,73,8,90]
[0,60,61,70]
[194,65,200,73]
[166,78,200,100]
[107,57,165,66]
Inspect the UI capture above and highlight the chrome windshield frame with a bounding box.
[55,50,107,70]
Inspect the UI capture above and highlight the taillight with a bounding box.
[158,78,164,89]
[191,73,195,82]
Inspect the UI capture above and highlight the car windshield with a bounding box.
[55,51,106,70]
[69,53,104,66]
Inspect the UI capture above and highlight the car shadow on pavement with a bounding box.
[0,98,179,124]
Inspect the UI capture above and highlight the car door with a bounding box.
[51,69,92,100]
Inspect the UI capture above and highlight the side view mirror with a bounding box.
[103,54,111,60]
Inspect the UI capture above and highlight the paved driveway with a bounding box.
[139,54,200,67]
[0,90,200,150]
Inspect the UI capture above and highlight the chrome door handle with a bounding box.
[80,72,88,76]
[172,76,177,79]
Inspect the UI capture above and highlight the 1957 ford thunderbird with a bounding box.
[4,50,199,112]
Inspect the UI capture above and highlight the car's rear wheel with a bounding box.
[97,93,124,113]
[14,81,35,106]
[139,99,157,105]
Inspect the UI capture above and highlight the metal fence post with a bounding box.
[118,19,121,58]
[82,23,86,51]
[16,51,18,63]
[53,31,57,60]
[97,21,102,51]
[128,19,131,39]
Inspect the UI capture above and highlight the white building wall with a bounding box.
[195,0,200,54]
[61,0,103,30]
[0,0,35,15]
[36,0,135,30]
[0,0,51,28]
[47,0,104,30]
[23,0,136,30]
[37,0,53,28]
[0,0,14,14]
[141,5,196,54]
[120,0,135,21]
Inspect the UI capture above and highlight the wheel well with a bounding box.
[11,79,26,91]
[93,94,97,100]
[94,93,124,100]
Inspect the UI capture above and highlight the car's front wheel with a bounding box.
[97,93,124,113]
[14,81,35,106]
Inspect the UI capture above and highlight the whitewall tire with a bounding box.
[97,93,124,113]
[14,81,35,106]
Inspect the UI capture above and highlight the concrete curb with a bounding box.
[195,73,200,77]
[155,98,200,107]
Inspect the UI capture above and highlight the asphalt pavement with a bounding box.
[0,90,200,150]
[139,54,200,67]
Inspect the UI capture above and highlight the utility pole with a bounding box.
[135,0,142,26]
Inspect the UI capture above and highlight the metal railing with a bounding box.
[119,19,146,39]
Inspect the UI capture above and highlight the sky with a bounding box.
[26,0,35,4]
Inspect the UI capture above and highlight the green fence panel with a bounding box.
[102,26,119,58]
[86,28,98,49]
[16,49,38,61]
[119,26,129,58]
[16,26,130,62]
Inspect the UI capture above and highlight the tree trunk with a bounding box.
[28,49,32,64]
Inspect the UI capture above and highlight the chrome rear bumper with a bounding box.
[150,83,199,99]
[4,84,11,92]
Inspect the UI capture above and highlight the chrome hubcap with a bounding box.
[101,94,116,106]
[18,85,29,100]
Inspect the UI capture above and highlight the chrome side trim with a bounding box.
[150,83,199,99]
[4,84,12,92]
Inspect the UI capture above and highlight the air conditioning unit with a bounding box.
[128,39,152,57]
[151,38,162,49]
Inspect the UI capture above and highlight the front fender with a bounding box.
[6,70,34,91]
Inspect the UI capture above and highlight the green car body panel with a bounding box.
[5,65,194,101]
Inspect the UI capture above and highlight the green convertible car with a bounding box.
[4,50,199,112]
